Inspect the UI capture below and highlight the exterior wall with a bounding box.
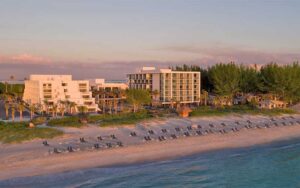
[127,67,201,105]
[23,75,98,112]
[23,80,40,104]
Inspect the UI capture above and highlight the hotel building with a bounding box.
[127,67,201,105]
[23,75,98,112]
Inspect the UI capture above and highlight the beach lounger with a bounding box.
[196,130,203,135]
[184,132,190,137]
[209,124,214,128]
[42,140,49,146]
[171,134,177,139]
[97,136,103,141]
[297,121,300,124]
[94,143,100,149]
[110,134,117,139]
[161,129,167,133]
[187,126,192,130]
[197,125,202,129]
[53,148,61,154]
[290,116,295,119]
[209,129,214,134]
[67,146,74,152]
[80,137,86,143]
[235,121,240,125]
[221,123,226,127]
[106,143,112,148]
[144,136,151,141]
[282,122,287,126]
[282,117,286,120]
[175,127,181,132]
[117,142,123,147]
[130,132,137,137]
[247,120,252,124]
[148,130,155,135]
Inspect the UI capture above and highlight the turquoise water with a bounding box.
[2,138,300,188]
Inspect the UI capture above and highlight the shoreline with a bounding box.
[1,118,300,181]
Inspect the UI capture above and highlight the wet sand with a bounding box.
[1,114,300,180]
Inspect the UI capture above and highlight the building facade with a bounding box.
[23,75,98,112]
[90,79,128,113]
[127,67,201,105]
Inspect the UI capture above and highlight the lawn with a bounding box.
[190,105,296,117]
[0,121,63,144]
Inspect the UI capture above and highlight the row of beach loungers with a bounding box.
[46,115,299,154]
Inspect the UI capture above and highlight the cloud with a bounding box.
[160,45,300,65]
[0,53,51,64]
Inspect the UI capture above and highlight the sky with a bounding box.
[0,0,300,80]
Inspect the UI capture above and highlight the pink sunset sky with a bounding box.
[0,0,299,80]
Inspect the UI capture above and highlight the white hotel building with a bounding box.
[23,75,98,112]
[128,67,201,105]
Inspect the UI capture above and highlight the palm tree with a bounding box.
[52,104,58,118]
[78,105,88,115]
[29,104,36,120]
[69,102,77,115]
[4,101,10,120]
[18,102,25,121]
[10,75,15,93]
[43,100,49,115]
[11,105,16,122]
[59,100,66,117]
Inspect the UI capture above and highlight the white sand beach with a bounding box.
[1,114,300,180]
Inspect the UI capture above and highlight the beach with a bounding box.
[1,114,300,181]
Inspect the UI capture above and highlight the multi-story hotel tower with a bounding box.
[23,75,98,112]
[127,67,201,105]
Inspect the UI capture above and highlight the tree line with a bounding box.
[173,62,300,103]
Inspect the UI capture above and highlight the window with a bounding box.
[64,89,68,92]
[62,83,67,86]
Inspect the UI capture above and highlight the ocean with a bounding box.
[1,138,300,188]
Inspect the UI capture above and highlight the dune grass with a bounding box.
[47,116,83,127]
[0,121,63,144]
[95,111,152,126]
[190,105,296,117]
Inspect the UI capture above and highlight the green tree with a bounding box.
[125,89,151,112]
[239,65,261,93]
[208,62,240,96]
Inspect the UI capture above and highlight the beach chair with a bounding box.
[148,130,155,135]
[94,143,100,149]
[42,140,49,146]
[184,132,190,137]
[130,132,137,137]
[67,146,74,152]
[187,126,192,130]
[97,136,103,141]
[196,130,202,135]
[111,134,117,139]
[175,127,181,132]
[53,148,61,154]
[106,143,112,148]
[117,142,123,147]
[171,134,177,139]
[80,137,86,143]
[161,129,167,133]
